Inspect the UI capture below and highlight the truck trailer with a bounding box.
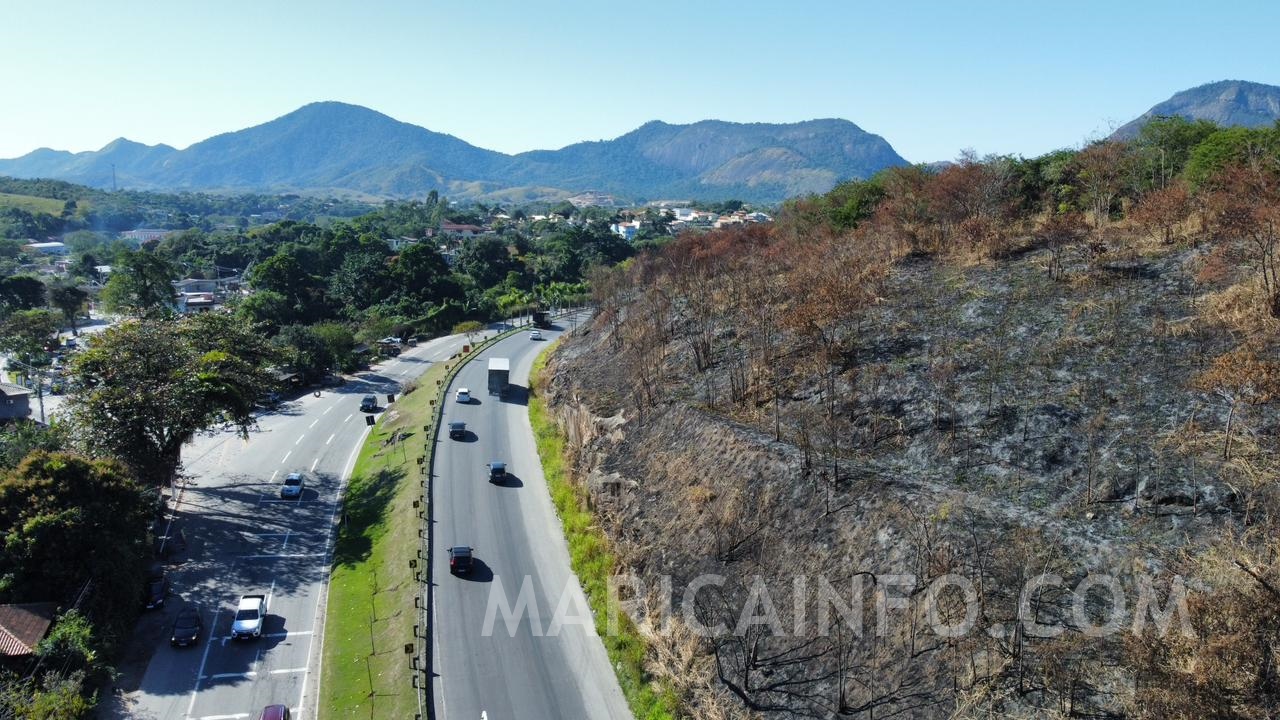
[487,357,510,397]
[532,310,551,329]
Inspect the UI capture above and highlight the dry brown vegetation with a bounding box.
[544,132,1280,717]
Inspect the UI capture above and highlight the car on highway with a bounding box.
[449,546,474,575]
[170,607,203,647]
[448,421,467,440]
[280,472,305,499]
[455,387,471,403]
[360,394,378,412]
[529,329,542,340]
[232,594,267,640]
[488,461,507,484]
[259,705,291,720]
[143,567,168,610]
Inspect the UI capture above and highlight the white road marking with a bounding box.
[205,671,256,680]
[185,610,219,718]
[282,530,290,551]
[239,552,326,559]
[267,579,276,609]
[310,457,319,472]
[281,450,291,464]
[295,434,304,444]
[196,714,250,720]
[309,418,319,428]
[326,433,335,445]
[270,667,310,674]
[306,418,372,720]
[343,414,353,423]
[270,470,279,482]
[322,405,332,415]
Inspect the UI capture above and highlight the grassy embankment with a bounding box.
[528,349,681,720]
[0,192,67,215]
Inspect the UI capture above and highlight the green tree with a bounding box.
[67,315,280,487]
[0,452,152,627]
[312,322,356,372]
[0,275,49,315]
[236,290,294,333]
[0,309,61,365]
[274,325,331,382]
[327,251,391,317]
[0,422,64,470]
[47,281,89,335]
[454,237,520,289]
[99,251,175,318]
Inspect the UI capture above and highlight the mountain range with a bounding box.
[1110,79,1280,140]
[5,80,1279,204]
[0,103,908,203]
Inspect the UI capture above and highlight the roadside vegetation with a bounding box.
[528,351,680,720]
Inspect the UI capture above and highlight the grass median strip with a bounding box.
[319,363,444,720]
[529,349,681,720]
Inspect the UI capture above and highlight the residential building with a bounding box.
[0,384,32,422]
[22,241,67,255]
[119,229,173,243]
[0,603,56,668]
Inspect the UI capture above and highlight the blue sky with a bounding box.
[2,1,1277,164]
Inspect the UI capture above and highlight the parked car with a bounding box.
[360,395,378,412]
[488,461,507,484]
[143,567,168,610]
[449,546,474,575]
[529,330,542,340]
[455,387,471,404]
[259,705,290,720]
[448,421,467,440]
[280,472,305,499]
[170,607,203,647]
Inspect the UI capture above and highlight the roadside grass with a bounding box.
[0,192,68,215]
[529,349,681,720]
[319,368,443,720]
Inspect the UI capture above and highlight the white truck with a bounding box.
[487,357,510,397]
[232,594,267,640]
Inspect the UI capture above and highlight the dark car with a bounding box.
[170,607,203,647]
[360,394,378,412]
[488,461,506,484]
[144,567,168,610]
[449,546,474,575]
[259,705,290,720]
[448,421,466,440]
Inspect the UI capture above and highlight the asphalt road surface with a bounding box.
[431,315,632,719]
[105,332,475,720]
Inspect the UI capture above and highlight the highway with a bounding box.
[107,332,472,720]
[430,316,631,719]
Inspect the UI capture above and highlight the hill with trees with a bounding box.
[540,116,1280,717]
[1112,79,1280,140]
[0,103,908,203]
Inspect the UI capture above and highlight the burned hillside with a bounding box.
[542,138,1280,719]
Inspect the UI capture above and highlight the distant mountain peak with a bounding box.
[1112,79,1280,140]
[0,103,909,202]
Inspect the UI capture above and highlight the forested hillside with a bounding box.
[544,117,1280,717]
